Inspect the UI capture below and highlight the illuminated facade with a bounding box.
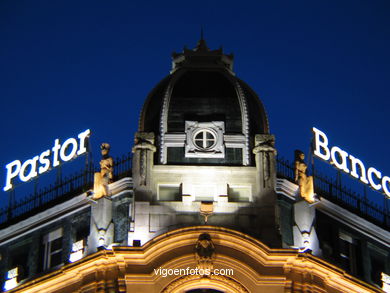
[0,39,388,293]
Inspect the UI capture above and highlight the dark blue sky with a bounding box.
[0,1,389,207]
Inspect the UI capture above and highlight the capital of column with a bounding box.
[132,132,157,153]
[252,134,277,155]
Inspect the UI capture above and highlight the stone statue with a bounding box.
[93,143,114,199]
[100,143,114,183]
[195,233,215,271]
[294,150,315,203]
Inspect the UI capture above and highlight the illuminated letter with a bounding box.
[38,149,51,174]
[3,160,22,191]
[382,176,390,199]
[60,138,78,162]
[77,129,91,155]
[19,156,39,182]
[330,146,349,172]
[367,167,382,191]
[312,127,330,161]
[52,139,61,167]
[349,154,368,184]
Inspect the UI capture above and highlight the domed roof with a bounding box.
[139,39,269,136]
[138,39,269,166]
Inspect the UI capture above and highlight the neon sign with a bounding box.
[312,127,390,199]
[3,129,91,192]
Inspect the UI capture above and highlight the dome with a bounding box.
[138,39,269,166]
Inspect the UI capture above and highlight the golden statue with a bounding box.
[93,143,114,199]
[294,150,315,203]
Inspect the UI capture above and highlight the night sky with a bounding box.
[0,1,389,209]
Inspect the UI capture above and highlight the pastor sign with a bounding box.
[3,129,91,192]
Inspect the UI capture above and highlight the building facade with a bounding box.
[0,39,389,293]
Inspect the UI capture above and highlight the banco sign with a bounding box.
[3,129,91,192]
[312,127,390,199]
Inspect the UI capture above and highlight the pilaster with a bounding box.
[132,132,156,201]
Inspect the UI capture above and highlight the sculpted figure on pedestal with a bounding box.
[294,150,315,203]
[93,143,114,199]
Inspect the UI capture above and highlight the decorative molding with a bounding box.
[276,177,390,247]
[234,81,250,165]
[224,134,246,148]
[163,133,186,147]
[318,198,390,248]
[184,121,225,158]
[276,178,299,200]
[0,177,132,245]
[159,82,174,164]
[5,226,380,293]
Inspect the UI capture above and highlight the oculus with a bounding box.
[185,121,225,158]
[193,129,217,150]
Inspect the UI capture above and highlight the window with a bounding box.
[69,240,84,263]
[4,243,30,291]
[69,226,88,263]
[382,272,390,292]
[4,268,18,291]
[193,129,217,150]
[228,185,251,202]
[8,247,29,281]
[158,184,181,201]
[367,244,388,287]
[185,121,225,158]
[338,230,362,277]
[371,254,385,286]
[42,228,63,270]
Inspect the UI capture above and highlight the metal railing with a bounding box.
[0,153,388,231]
[276,156,390,230]
[0,153,132,228]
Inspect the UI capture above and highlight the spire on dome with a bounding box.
[194,27,209,52]
[171,35,234,74]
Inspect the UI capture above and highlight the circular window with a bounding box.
[193,129,217,150]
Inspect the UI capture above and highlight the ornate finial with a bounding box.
[195,27,209,52]
[170,33,234,73]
